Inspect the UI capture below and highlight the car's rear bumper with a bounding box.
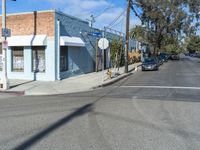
[142,66,158,71]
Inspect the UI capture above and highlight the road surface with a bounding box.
[0,56,200,150]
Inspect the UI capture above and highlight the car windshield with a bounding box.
[144,58,155,63]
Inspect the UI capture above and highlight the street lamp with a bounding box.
[1,0,16,90]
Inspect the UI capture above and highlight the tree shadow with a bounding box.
[13,103,94,150]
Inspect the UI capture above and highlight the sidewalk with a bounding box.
[5,63,141,96]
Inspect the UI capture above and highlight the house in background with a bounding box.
[0,10,120,81]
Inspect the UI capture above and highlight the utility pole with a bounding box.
[125,0,131,73]
[87,15,95,27]
[2,0,9,90]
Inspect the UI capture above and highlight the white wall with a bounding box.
[0,38,56,81]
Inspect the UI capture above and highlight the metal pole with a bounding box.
[2,0,9,90]
[57,19,61,80]
[95,39,98,72]
[101,28,105,86]
[125,0,131,73]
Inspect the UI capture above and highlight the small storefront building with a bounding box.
[0,10,120,81]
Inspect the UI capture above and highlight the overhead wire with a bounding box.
[109,11,126,28]
[93,0,114,19]
[106,8,126,28]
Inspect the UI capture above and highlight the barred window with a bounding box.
[32,46,45,72]
[12,47,24,72]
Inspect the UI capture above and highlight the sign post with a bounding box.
[98,30,109,86]
[1,0,10,90]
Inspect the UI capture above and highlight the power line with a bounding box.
[107,8,126,28]
[93,3,114,19]
[86,0,114,27]
[110,12,126,28]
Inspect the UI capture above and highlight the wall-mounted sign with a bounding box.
[1,28,11,37]
[2,40,8,49]
[92,32,102,37]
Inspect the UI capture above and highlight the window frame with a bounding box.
[60,46,68,72]
[11,46,24,72]
[32,46,46,73]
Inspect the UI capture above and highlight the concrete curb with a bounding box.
[4,63,141,96]
[101,72,132,87]
[0,90,25,96]
[93,71,134,89]
[93,64,141,89]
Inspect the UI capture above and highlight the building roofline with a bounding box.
[0,9,56,17]
[0,9,89,25]
[55,10,89,24]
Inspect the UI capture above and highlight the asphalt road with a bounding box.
[1,56,200,150]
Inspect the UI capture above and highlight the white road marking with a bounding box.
[113,85,200,90]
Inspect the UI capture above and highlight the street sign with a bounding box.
[98,38,109,50]
[92,32,102,37]
[1,28,11,37]
[2,40,8,49]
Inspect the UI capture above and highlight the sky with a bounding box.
[0,0,141,33]
[0,0,199,35]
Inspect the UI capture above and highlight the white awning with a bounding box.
[60,36,85,47]
[7,35,47,46]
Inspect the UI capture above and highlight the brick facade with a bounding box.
[0,11,55,36]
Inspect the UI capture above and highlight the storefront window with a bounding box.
[12,47,24,72]
[60,46,68,72]
[32,46,45,72]
[0,44,2,71]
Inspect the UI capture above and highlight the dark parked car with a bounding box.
[142,57,159,71]
[159,53,169,62]
[170,53,180,60]
[158,55,165,64]
[154,56,163,66]
[189,53,200,58]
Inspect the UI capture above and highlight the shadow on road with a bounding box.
[13,76,128,150]
[13,103,94,150]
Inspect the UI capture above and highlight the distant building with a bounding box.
[0,10,120,81]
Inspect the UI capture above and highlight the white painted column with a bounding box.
[56,19,61,80]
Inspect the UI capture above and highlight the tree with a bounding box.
[187,35,200,53]
[110,38,123,68]
[130,0,200,54]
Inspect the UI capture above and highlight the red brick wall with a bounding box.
[0,11,55,37]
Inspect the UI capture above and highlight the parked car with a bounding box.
[189,53,200,58]
[157,56,164,65]
[159,53,169,62]
[142,57,159,71]
[153,56,163,66]
[170,53,180,60]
